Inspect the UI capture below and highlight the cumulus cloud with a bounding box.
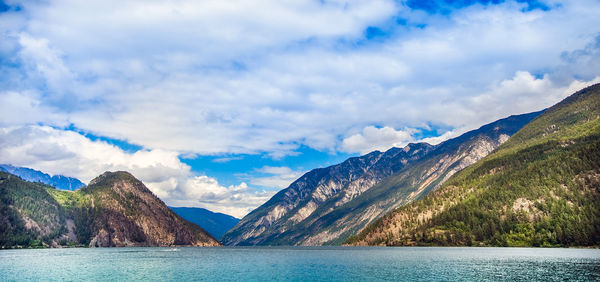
[0,125,185,187]
[0,0,598,157]
[341,126,415,154]
[0,125,269,217]
[466,72,600,127]
[2,0,600,216]
[169,176,274,218]
[340,72,600,153]
[250,166,305,189]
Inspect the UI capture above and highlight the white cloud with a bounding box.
[18,33,73,93]
[0,91,67,126]
[465,72,600,128]
[0,126,190,193]
[341,126,415,154]
[169,175,275,218]
[211,156,244,163]
[1,1,599,158]
[0,125,269,218]
[339,72,600,153]
[1,0,600,218]
[168,176,274,218]
[249,166,305,189]
[420,130,461,146]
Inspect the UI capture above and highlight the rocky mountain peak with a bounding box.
[402,142,434,155]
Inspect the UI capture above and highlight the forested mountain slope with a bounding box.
[0,171,220,248]
[347,84,600,247]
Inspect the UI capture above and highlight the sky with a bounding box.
[1,0,600,218]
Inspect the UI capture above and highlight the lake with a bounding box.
[1,247,599,281]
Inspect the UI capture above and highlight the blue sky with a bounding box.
[1,0,599,217]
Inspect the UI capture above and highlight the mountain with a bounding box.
[169,207,239,239]
[0,171,220,248]
[0,164,85,191]
[221,111,542,246]
[347,84,600,247]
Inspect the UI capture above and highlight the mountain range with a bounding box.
[0,164,86,191]
[169,207,239,239]
[0,164,240,241]
[222,111,542,245]
[0,171,220,248]
[1,84,598,248]
[346,83,600,247]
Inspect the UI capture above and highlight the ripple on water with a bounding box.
[0,247,599,281]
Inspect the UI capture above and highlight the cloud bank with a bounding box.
[1,0,598,155]
[1,0,600,216]
[0,125,271,218]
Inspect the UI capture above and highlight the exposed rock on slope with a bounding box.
[0,171,220,248]
[222,111,541,246]
[221,144,433,246]
[347,84,600,247]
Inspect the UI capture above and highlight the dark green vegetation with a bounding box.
[0,173,68,248]
[0,171,220,248]
[347,84,600,247]
[169,206,239,239]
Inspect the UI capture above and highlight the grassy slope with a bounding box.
[347,84,600,247]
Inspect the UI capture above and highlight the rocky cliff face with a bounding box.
[222,111,542,246]
[0,171,220,248]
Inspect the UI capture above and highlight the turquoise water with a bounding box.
[1,247,599,281]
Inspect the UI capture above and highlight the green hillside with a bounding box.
[0,171,220,248]
[347,84,600,247]
[0,173,69,247]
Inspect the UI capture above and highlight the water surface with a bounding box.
[1,247,599,281]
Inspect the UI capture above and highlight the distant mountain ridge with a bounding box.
[0,171,220,248]
[0,164,85,191]
[169,207,239,239]
[222,110,542,246]
[347,84,600,247]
